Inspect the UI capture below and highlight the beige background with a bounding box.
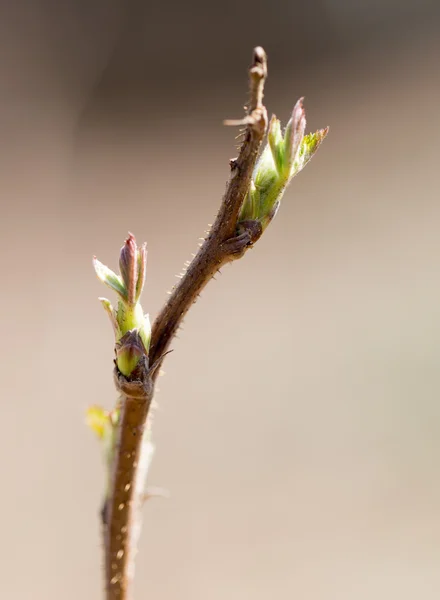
[1,1,440,598]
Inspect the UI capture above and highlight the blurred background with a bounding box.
[2,0,440,598]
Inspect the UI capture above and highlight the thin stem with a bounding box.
[104,354,154,600]
[149,46,268,370]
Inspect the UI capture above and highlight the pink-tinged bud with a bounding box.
[119,233,138,305]
[284,97,306,172]
[135,242,147,303]
[94,233,152,376]
[238,98,327,233]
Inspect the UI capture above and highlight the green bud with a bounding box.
[115,326,150,377]
[93,258,127,300]
[239,98,328,231]
[94,233,151,376]
[267,115,284,175]
[240,180,261,221]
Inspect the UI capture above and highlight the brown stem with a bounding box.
[104,350,154,600]
[149,47,268,370]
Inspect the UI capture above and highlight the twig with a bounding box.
[97,42,330,600]
[149,46,268,370]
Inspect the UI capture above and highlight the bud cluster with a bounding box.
[239,98,328,230]
[93,233,151,377]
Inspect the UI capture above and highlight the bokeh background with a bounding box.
[2,0,440,598]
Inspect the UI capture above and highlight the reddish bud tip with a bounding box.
[119,233,138,305]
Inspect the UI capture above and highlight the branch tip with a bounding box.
[252,46,267,74]
[249,46,267,112]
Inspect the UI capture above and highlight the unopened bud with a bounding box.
[284,98,306,174]
[94,233,151,377]
[115,330,148,378]
[119,233,138,305]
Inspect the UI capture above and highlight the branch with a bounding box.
[149,46,268,369]
[92,45,328,600]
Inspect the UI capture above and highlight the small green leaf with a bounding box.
[292,127,329,177]
[86,405,111,440]
[253,145,278,195]
[98,298,120,337]
[268,116,284,175]
[93,257,128,300]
